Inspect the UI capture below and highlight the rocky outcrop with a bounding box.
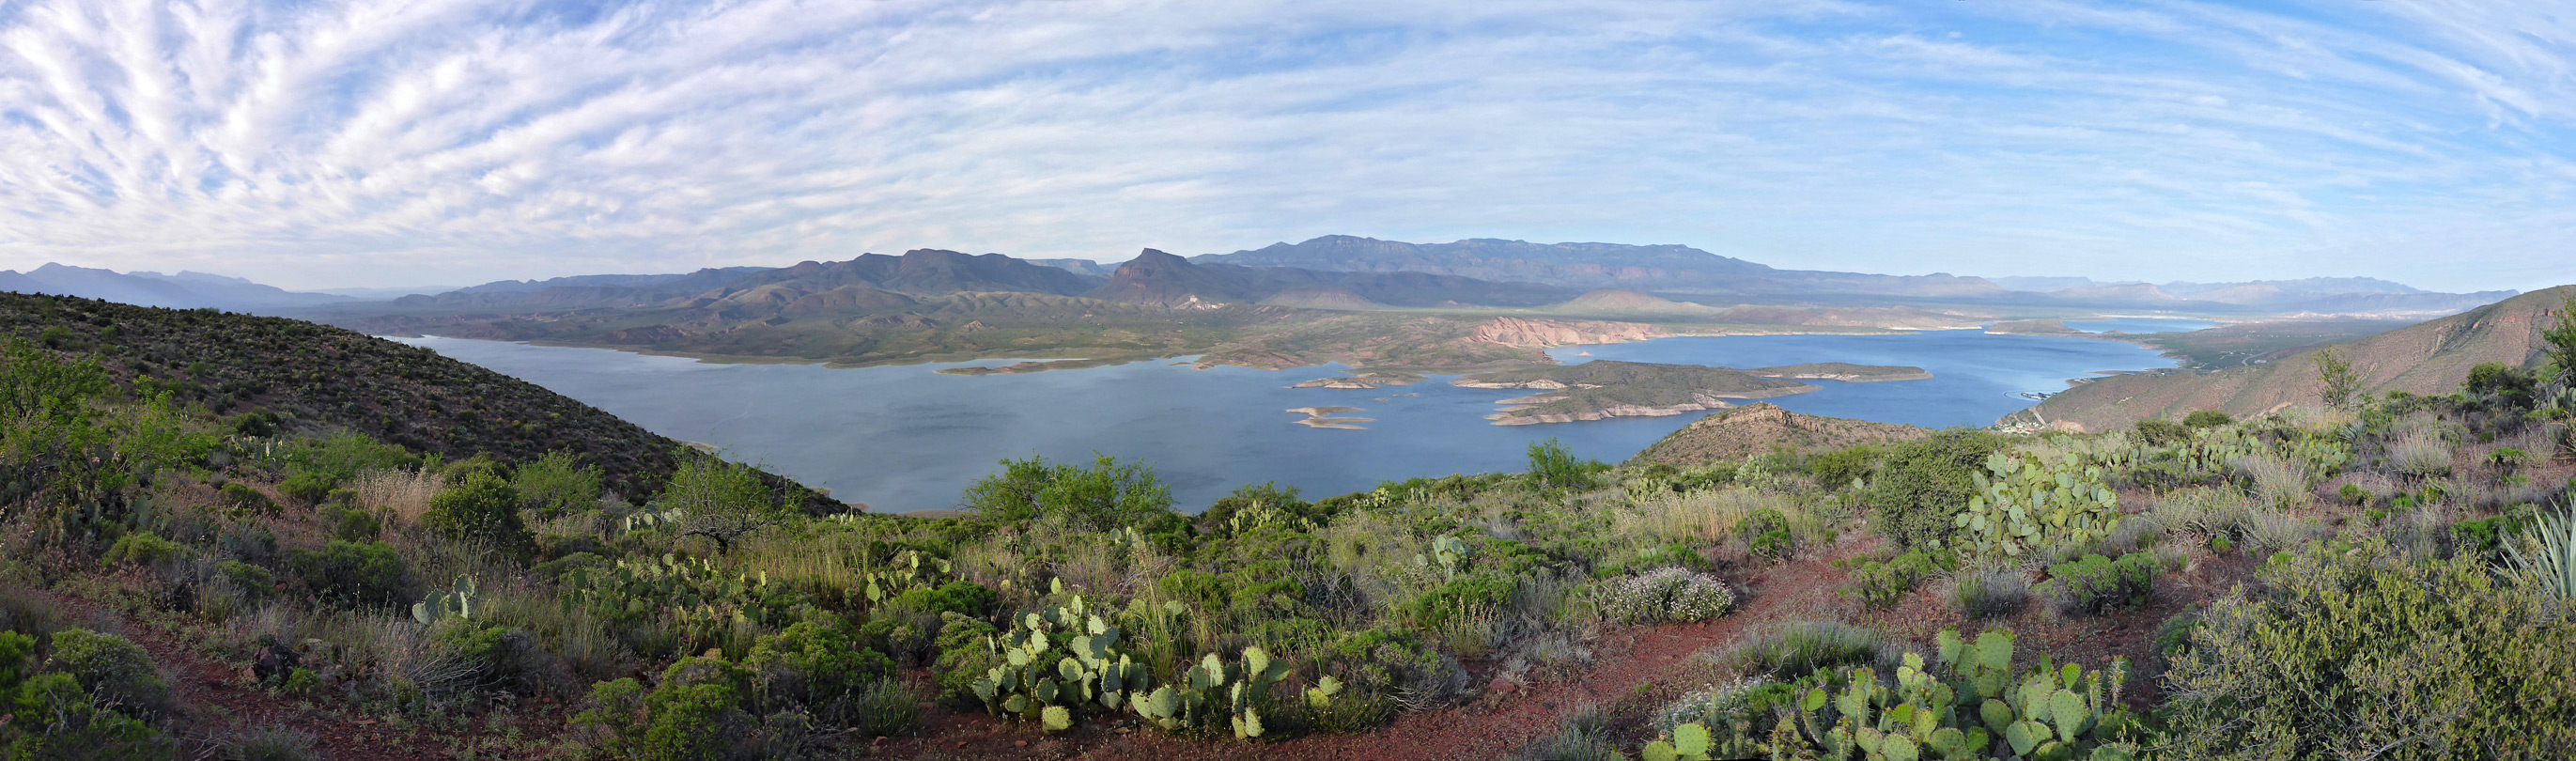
[1466,318,1666,348]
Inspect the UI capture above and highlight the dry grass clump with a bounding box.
[350,468,443,525]
[1943,567,2033,619]
[2386,431,2454,480]
[2152,488,2256,539]
[2231,453,2313,511]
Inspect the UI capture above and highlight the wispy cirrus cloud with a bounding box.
[0,0,2568,291]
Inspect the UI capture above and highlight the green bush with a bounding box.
[2182,410,2234,428]
[1807,445,1880,489]
[929,612,1000,703]
[2036,553,2156,615]
[2163,539,2576,759]
[572,655,826,761]
[961,454,1173,529]
[218,483,276,516]
[46,629,175,721]
[1739,508,1794,561]
[218,561,274,600]
[1839,549,1950,610]
[2338,482,2369,505]
[286,540,407,607]
[1864,429,2011,549]
[326,504,381,542]
[423,471,533,553]
[2134,417,2189,446]
[1527,438,1607,490]
[277,472,334,507]
[742,619,896,726]
[515,450,605,518]
[100,532,187,568]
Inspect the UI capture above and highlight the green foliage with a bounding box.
[2338,482,2369,505]
[46,629,175,721]
[2313,345,2364,411]
[967,594,1152,731]
[99,532,187,568]
[516,450,605,518]
[1527,437,1606,490]
[743,618,898,728]
[218,561,274,600]
[962,454,1173,530]
[2465,361,2538,406]
[1865,430,2012,549]
[1741,508,1795,561]
[2505,504,2576,599]
[2036,553,2156,616]
[423,471,534,553]
[218,482,277,516]
[285,540,408,608]
[1676,629,2136,761]
[277,472,334,507]
[1730,622,1881,679]
[1808,445,1882,490]
[1839,550,1952,610]
[411,576,479,626]
[1949,450,2122,559]
[2132,418,2188,447]
[0,339,105,426]
[1133,646,1290,739]
[2181,410,2234,428]
[2163,539,2576,759]
[1946,567,2031,619]
[572,656,810,761]
[560,553,801,660]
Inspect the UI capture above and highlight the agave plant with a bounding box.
[2506,503,2576,599]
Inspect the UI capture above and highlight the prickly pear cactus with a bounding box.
[1747,628,2137,760]
[1950,451,2122,558]
[411,576,476,625]
[1133,645,1291,739]
[968,594,1150,732]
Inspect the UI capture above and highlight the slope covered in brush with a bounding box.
[0,292,832,505]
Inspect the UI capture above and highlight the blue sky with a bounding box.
[0,0,2570,292]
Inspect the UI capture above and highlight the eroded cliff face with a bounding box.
[1466,317,1666,348]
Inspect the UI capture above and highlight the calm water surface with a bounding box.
[401,330,2177,511]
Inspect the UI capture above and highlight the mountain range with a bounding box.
[0,263,353,311]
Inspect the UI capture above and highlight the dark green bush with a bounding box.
[572,655,821,761]
[217,561,274,599]
[929,613,999,703]
[218,483,276,516]
[2338,483,2369,505]
[326,504,380,542]
[1740,508,1794,561]
[514,450,604,518]
[2182,410,2234,428]
[2134,418,2189,446]
[1526,438,1607,490]
[276,472,334,507]
[1839,549,1951,609]
[2037,553,2156,615]
[961,454,1173,529]
[1807,444,1880,489]
[100,532,187,568]
[1863,429,2010,549]
[423,471,533,553]
[286,540,407,607]
[743,619,896,727]
[46,629,176,721]
[2163,540,2576,759]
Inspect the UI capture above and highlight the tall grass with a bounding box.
[1724,621,1881,678]
[1944,567,2032,619]
[2232,453,2313,511]
[350,468,442,525]
[2387,432,2454,479]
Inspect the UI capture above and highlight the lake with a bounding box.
[399,329,2179,512]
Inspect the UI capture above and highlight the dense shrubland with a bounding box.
[0,292,2568,759]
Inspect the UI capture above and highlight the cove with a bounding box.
[398,330,2179,512]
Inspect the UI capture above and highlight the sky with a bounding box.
[1,1,2571,292]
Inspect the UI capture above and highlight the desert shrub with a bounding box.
[423,471,533,553]
[741,619,896,726]
[960,454,1172,530]
[2134,418,2189,446]
[100,532,187,569]
[1526,438,1607,490]
[1944,566,2032,618]
[1726,621,1879,679]
[1737,507,1794,561]
[217,724,318,761]
[1516,705,1621,761]
[2151,487,2255,539]
[1806,445,1880,490]
[277,471,334,507]
[1594,567,1733,625]
[514,450,605,518]
[46,629,176,721]
[2162,539,2576,759]
[928,613,1000,702]
[1864,429,2010,549]
[1839,549,1950,610]
[2387,431,2454,479]
[2037,553,2156,616]
[286,540,407,608]
[218,483,276,516]
[2242,511,2323,553]
[2339,482,2371,505]
[326,504,381,542]
[218,561,275,600]
[2233,453,2312,510]
[2182,410,2234,428]
[571,655,819,761]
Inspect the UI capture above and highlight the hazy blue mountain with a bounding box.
[1194,235,2005,299]
[0,263,352,310]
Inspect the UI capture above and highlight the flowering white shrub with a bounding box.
[1596,567,1734,625]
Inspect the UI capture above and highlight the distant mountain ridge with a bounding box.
[2024,286,2575,431]
[0,263,352,310]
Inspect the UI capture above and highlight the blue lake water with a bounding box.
[400,330,2178,512]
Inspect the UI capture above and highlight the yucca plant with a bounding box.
[2506,503,2576,599]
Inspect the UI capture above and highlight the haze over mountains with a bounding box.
[5,235,2517,319]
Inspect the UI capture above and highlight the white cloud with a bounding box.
[0,0,2568,292]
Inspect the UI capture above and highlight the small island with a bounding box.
[1286,406,1373,429]
[1289,370,1428,389]
[1984,318,2087,335]
[1453,359,1930,425]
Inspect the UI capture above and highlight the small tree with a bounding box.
[2313,346,2364,411]
[2543,295,2576,390]
[514,450,604,518]
[962,454,1172,529]
[423,471,533,553]
[654,457,792,553]
[1526,438,1603,490]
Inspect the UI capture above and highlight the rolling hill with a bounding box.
[2022,286,2575,431]
[1629,403,1932,466]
